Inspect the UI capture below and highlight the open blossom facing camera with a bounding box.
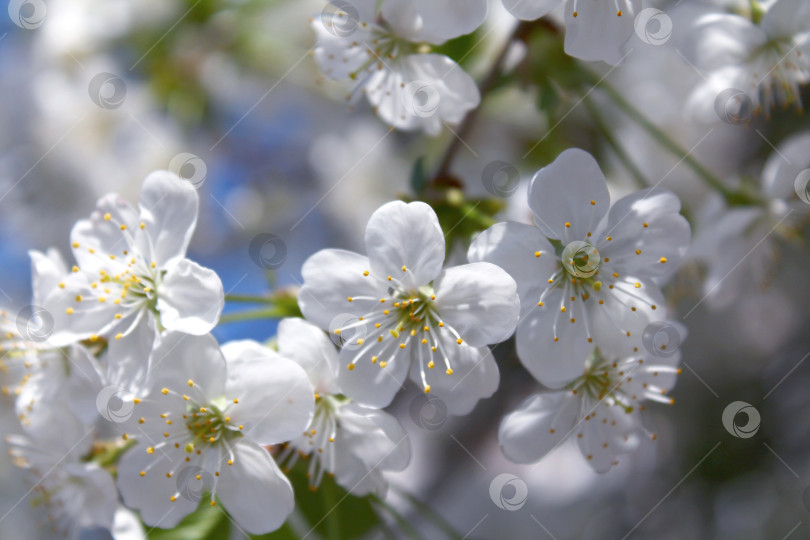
[115,333,314,534]
[684,0,810,117]
[42,171,224,346]
[6,407,118,539]
[299,200,519,410]
[469,149,690,388]
[502,0,639,65]
[274,318,410,495]
[312,0,483,135]
[499,331,683,472]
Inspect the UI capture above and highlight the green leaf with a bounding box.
[410,157,429,195]
[147,502,230,540]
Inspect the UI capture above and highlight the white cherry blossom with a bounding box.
[469,149,690,388]
[311,0,483,135]
[274,317,410,496]
[115,332,314,534]
[41,171,224,347]
[499,337,683,472]
[299,200,518,410]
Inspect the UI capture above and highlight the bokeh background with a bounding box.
[2,0,810,538]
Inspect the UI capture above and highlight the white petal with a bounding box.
[149,333,227,401]
[116,447,198,528]
[311,14,380,80]
[65,344,106,425]
[410,341,499,415]
[433,262,520,347]
[515,287,592,388]
[337,344,411,408]
[299,249,382,329]
[503,0,560,20]
[338,403,411,472]
[596,188,691,281]
[137,170,199,266]
[112,506,146,540]
[761,132,810,200]
[380,0,423,41]
[70,464,119,530]
[576,404,642,472]
[528,149,610,241]
[221,340,315,445]
[762,0,810,37]
[70,194,138,274]
[364,201,444,289]
[563,0,636,65]
[679,13,765,72]
[410,0,487,43]
[157,258,224,335]
[468,222,557,315]
[29,248,67,307]
[499,392,579,463]
[216,441,294,535]
[105,314,158,397]
[277,317,340,394]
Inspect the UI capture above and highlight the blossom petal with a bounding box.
[761,132,810,200]
[149,333,227,401]
[409,0,487,43]
[596,188,691,281]
[43,272,124,346]
[364,201,445,288]
[433,262,519,347]
[216,440,294,535]
[158,258,224,335]
[111,506,146,540]
[71,464,119,530]
[502,0,559,20]
[70,194,138,274]
[337,345,411,408]
[410,341,499,415]
[299,249,382,330]
[762,0,810,38]
[277,317,340,395]
[137,170,199,266]
[338,403,411,472]
[498,392,579,464]
[563,0,636,65]
[515,287,592,388]
[528,149,610,242]
[105,314,157,398]
[29,248,67,307]
[577,404,642,473]
[221,340,315,445]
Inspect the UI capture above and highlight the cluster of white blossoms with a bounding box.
[311,0,642,134]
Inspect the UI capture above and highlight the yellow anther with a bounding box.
[446,368,453,375]
[535,251,541,257]
[146,446,154,454]
[72,266,79,273]
[347,297,353,302]
[347,364,355,371]
[634,282,641,288]
[379,361,387,368]
[161,388,169,395]
[660,257,667,263]
[65,308,74,315]
[401,265,407,272]
[104,213,111,221]
[424,385,431,394]
[363,270,369,276]
[115,333,123,340]
[560,306,566,313]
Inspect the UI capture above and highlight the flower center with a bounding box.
[561,241,601,278]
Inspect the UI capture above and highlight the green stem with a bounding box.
[390,485,465,540]
[218,307,287,323]
[582,94,649,190]
[592,76,739,201]
[224,294,275,304]
[370,494,423,540]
